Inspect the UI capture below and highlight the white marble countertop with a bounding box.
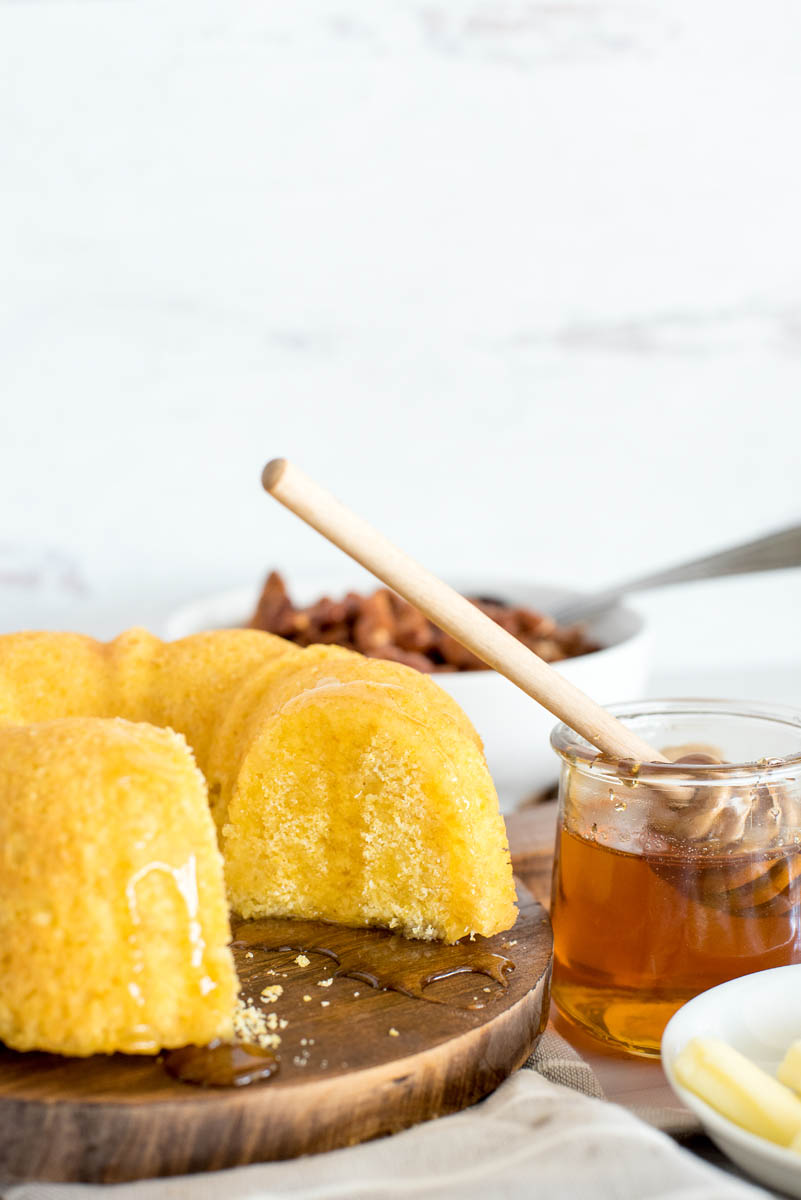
[2,0,801,653]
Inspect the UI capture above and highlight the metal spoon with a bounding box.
[551,523,801,626]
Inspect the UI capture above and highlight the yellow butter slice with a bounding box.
[674,1036,801,1147]
[778,1040,801,1095]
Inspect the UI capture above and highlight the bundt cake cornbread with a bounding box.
[0,627,516,1054]
[0,718,237,1056]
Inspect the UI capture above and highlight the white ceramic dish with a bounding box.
[164,571,652,811]
[662,965,801,1197]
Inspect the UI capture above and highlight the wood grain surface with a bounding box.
[0,871,552,1184]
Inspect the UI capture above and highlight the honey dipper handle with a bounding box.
[262,458,667,765]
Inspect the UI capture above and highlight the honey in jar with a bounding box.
[552,824,801,1056]
[549,701,801,1057]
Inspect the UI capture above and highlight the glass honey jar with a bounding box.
[549,700,801,1058]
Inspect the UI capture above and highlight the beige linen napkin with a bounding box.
[3,1035,770,1200]
[529,1030,702,1138]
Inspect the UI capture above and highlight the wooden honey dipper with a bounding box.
[262,459,801,919]
[261,458,669,769]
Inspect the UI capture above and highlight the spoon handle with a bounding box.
[262,458,667,766]
[553,524,801,626]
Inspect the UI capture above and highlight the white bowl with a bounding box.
[164,572,652,811]
[662,966,801,1197]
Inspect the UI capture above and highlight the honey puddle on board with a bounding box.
[164,1040,279,1087]
[163,914,517,1087]
[233,925,514,1003]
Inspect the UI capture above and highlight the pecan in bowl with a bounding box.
[248,571,598,673]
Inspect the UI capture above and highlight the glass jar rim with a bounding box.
[550,698,801,786]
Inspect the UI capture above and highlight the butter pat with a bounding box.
[674,1037,801,1147]
[778,1040,801,1095]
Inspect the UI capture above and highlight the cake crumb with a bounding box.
[245,951,254,959]
[233,999,281,1051]
[353,991,360,997]
[279,1018,288,1030]
[303,994,312,1002]
[295,954,310,968]
[483,987,491,993]
[321,1000,330,1007]
[260,984,284,1004]
[317,977,333,988]
[388,1027,399,1037]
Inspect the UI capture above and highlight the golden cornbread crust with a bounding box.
[0,629,517,1056]
[0,718,237,1057]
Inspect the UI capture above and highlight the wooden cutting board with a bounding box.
[0,852,553,1184]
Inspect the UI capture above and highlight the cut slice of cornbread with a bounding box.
[220,646,517,942]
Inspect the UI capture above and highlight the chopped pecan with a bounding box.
[247,571,598,673]
[353,589,396,652]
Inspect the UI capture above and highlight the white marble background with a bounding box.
[1,0,800,688]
